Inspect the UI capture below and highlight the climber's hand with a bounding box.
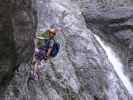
[44,56,48,61]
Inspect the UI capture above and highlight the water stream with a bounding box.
[94,35,133,96]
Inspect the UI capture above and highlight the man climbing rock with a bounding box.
[31,28,61,80]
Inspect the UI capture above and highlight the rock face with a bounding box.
[0,0,133,100]
[81,0,133,87]
[0,0,36,98]
[0,0,16,86]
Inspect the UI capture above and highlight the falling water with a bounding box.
[94,35,133,96]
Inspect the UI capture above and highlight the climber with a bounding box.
[31,28,61,80]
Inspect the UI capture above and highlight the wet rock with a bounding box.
[81,0,133,87]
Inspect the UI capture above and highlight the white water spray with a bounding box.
[94,35,133,96]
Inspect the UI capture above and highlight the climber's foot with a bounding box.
[31,71,39,81]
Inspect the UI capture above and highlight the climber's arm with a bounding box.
[47,48,52,57]
[44,48,52,61]
[44,39,54,60]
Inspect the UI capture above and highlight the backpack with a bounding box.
[51,41,60,57]
[45,38,60,57]
[36,31,49,48]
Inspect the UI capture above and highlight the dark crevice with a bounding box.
[107,25,133,32]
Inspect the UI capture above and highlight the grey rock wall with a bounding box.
[0,0,133,100]
[0,0,16,86]
[0,0,37,98]
[80,0,133,85]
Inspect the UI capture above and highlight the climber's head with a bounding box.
[48,28,56,37]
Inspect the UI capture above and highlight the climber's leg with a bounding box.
[31,49,42,80]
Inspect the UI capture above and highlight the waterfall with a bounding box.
[94,35,133,96]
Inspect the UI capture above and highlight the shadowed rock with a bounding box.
[0,0,36,97]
